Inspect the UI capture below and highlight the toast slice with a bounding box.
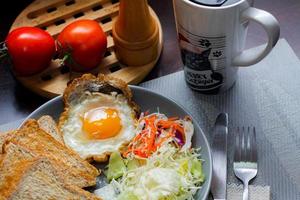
[0,131,17,154]
[0,158,101,200]
[6,120,99,185]
[1,115,62,154]
[37,115,64,145]
[1,142,96,188]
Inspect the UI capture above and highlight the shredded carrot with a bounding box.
[123,113,187,158]
[168,117,179,121]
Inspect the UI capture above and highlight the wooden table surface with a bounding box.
[0,0,300,125]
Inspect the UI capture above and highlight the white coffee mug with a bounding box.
[173,0,280,94]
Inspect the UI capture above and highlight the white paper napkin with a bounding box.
[227,183,271,200]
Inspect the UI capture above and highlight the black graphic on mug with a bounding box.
[213,50,222,57]
[198,39,211,48]
[182,48,211,70]
[181,47,223,93]
[178,28,227,93]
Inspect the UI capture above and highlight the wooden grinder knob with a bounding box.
[112,0,160,66]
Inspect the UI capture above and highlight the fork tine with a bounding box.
[251,127,258,162]
[234,127,241,162]
[245,126,251,161]
[241,126,246,161]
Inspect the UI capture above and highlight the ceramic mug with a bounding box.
[173,0,280,94]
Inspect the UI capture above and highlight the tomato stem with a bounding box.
[57,40,85,78]
[59,52,74,80]
[61,53,70,65]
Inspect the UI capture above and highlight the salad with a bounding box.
[94,113,205,200]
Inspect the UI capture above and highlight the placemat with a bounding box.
[1,39,299,200]
[140,39,300,200]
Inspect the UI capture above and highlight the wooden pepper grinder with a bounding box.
[112,0,160,66]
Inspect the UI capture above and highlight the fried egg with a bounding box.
[59,74,139,162]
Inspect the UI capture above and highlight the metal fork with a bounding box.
[233,127,258,200]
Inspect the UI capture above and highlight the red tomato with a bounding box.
[57,20,107,72]
[5,27,55,76]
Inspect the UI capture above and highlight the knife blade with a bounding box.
[211,113,228,200]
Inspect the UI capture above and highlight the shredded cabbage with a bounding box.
[100,143,204,200]
[95,112,205,200]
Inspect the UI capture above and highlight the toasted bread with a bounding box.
[58,74,140,162]
[0,131,17,154]
[1,115,63,154]
[0,158,101,200]
[0,114,64,154]
[37,115,64,145]
[1,142,96,188]
[0,131,9,154]
[7,120,100,181]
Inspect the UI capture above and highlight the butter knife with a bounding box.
[211,113,228,200]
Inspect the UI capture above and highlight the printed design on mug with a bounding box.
[178,25,226,91]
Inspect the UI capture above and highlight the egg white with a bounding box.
[61,92,136,159]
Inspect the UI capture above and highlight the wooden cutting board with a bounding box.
[10,0,163,98]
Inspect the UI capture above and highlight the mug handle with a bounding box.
[232,7,280,66]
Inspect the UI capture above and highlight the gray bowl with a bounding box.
[23,86,212,199]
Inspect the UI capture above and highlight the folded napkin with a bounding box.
[227,183,270,200]
[208,183,270,200]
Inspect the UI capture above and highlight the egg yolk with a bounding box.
[82,108,122,139]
